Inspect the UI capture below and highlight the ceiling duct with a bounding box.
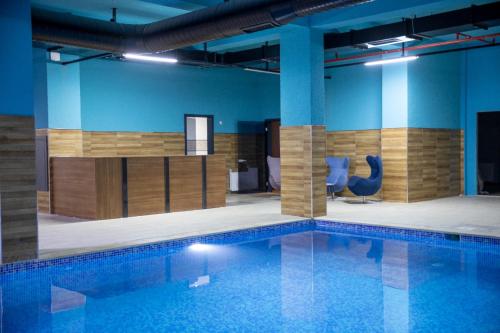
[31,0,371,53]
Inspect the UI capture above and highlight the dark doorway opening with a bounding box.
[233,121,265,193]
[184,114,214,155]
[265,119,280,192]
[477,111,500,196]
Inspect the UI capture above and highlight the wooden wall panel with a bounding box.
[206,155,227,209]
[37,191,50,213]
[381,128,408,202]
[82,131,184,157]
[214,134,238,170]
[126,157,165,217]
[0,115,38,262]
[48,129,83,157]
[407,129,461,202]
[169,156,203,212]
[51,158,98,219]
[95,158,123,219]
[214,134,237,190]
[326,130,381,198]
[281,126,326,218]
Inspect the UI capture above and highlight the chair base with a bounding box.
[344,196,381,204]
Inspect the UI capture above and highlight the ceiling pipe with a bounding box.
[31,0,372,53]
[324,32,500,64]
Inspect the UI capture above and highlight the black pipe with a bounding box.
[31,0,372,53]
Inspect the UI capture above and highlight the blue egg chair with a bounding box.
[326,157,350,199]
[347,155,383,203]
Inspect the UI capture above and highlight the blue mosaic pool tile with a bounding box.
[1,218,499,277]
[315,220,500,252]
[0,219,313,276]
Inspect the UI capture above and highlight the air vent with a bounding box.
[363,36,419,49]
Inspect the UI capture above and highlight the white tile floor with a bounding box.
[38,194,500,259]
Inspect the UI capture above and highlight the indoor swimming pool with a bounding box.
[1,220,499,332]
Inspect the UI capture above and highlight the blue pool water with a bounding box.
[1,221,499,333]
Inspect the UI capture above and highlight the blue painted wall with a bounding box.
[33,48,48,128]
[280,27,325,126]
[47,58,82,129]
[463,46,500,195]
[382,63,408,128]
[79,59,279,133]
[408,52,461,129]
[0,0,33,116]
[325,65,382,131]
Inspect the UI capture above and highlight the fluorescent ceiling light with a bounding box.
[364,56,419,66]
[365,36,416,48]
[244,67,280,75]
[123,53,178,64]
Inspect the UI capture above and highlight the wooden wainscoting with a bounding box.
[381,128,462,203]
[47,129,83,157]
[82,131,185,157]
[407,128,461,202]
[381,128,409,202]
[0,115,38,262]
[281,126,326,218]
[169,156,203,212]
[214,134,238,189]
[326,130,381,198]
[37,191,50,213]
[127,157,166,217]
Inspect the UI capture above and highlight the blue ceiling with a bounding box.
[31,0,499,52]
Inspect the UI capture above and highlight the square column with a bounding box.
[280,27,326,217]
[0,1,38,262]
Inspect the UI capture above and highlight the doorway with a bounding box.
[477,111,500,195]
[265,119,280,192]
[184,115,214,155]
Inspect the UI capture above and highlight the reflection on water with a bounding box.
[1,231,499,332]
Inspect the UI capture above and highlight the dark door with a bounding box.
[477,111,500,195]
[265,119,280,191]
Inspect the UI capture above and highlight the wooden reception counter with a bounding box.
[50,155,226,219]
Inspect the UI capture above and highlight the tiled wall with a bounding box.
[281,126,326,217]
[0,115,38,263]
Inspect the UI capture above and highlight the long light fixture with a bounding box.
[364,55,419,66]
[244,67,280,75]
[123,53,178,64]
